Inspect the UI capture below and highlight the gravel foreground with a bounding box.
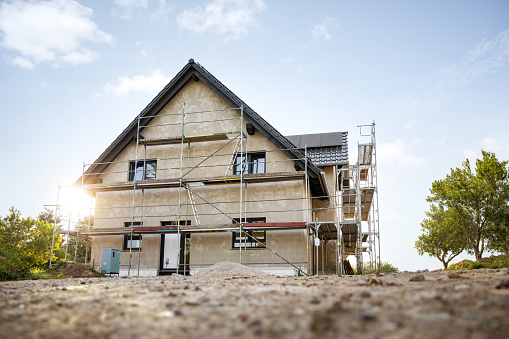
[1,263,509,339]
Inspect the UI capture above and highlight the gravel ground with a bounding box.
[1,263,509,339]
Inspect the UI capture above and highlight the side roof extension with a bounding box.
[285,132,348,166]
[80,59,328,196]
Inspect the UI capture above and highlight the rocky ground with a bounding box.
[1,262,509,339]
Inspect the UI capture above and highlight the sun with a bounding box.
[59,186,95,215]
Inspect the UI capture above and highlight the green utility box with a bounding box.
[101,248,120,275]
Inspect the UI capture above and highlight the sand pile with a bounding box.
[193,261,269,277]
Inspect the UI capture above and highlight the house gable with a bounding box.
[81,59,328,196]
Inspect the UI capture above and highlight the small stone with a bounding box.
[489,318,500,329]
[360,290,371,298]
[157,310,175,318]
[367,276,382,285]
[409,275,425,282]
[454,284,470,291]
[250,320,263,335]
[185,299,200,306]
[430,313,451,321]
[239,313,249,322]
[361,311,377,321]
[495,279,509,289]
[447,272,461,279]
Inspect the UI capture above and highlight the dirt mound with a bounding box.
[48,261,102,278]
[193,261,269,277]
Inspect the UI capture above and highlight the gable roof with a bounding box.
[285,132,348,166]
[81,59,330,196]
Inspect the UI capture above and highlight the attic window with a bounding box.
[129,160,157,181]
[233,152,266,175]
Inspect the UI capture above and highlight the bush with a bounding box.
[28,268,49,280]
[363,261,399,274]
[447,255,509,270]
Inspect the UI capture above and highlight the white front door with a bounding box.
[161,234,179,270]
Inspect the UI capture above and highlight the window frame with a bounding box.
[128,159,157,181]
[232,217,266,249]
[123,221,142,251]
[233,152,266,175]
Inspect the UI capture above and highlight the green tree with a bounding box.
[0,208,63,280]
[66,216,93,263]
[38,207,61,224]
[486,209,509,255]
[415,204,466,269]
[427,151,509,260]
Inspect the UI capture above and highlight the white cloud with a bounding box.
[113,0,150,19]
[403,119,418,130]
[433,28,509,87]
[0,0,113,69]
[378,139,425,168]
[311,17,338,41]
[397,28,509,112]
[102,69,171,96]
[177,0,266,41]
[136,41,152,58]
[481,136,503,152]
[113,0,171,20]
[9,55,36,70]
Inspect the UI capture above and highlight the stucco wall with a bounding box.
[190,229,307,271]
[90,79,310,273]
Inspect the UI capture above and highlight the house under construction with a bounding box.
[56,59,380,276]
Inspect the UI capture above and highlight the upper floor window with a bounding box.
[129,160,157,181]
[233,152,266,175]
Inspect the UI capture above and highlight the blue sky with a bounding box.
[1,0,508,271]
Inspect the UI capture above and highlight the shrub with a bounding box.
[363,261,399,274]
[28,268,49,280]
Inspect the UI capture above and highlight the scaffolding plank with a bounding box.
[341,187,375,221]
[139,131,241,145]
[84,172,306,192]
[358,143,373,166]
[77,222,307,236]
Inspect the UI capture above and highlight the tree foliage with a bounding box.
[38,207,61,224]
[0,208,63,281]
[415,204,466,268]
[66,216,93,263]
[486,210,509,255]
[426,151,509,260]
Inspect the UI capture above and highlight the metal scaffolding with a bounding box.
[337,122,380,273]
[50,95,380,276]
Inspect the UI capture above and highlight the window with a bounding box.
[129,160,157,181]
[124,221,142,250]
[233,152,266,175]
[232,218,266,249]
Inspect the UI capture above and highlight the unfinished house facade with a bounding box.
[75,59,379,276]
